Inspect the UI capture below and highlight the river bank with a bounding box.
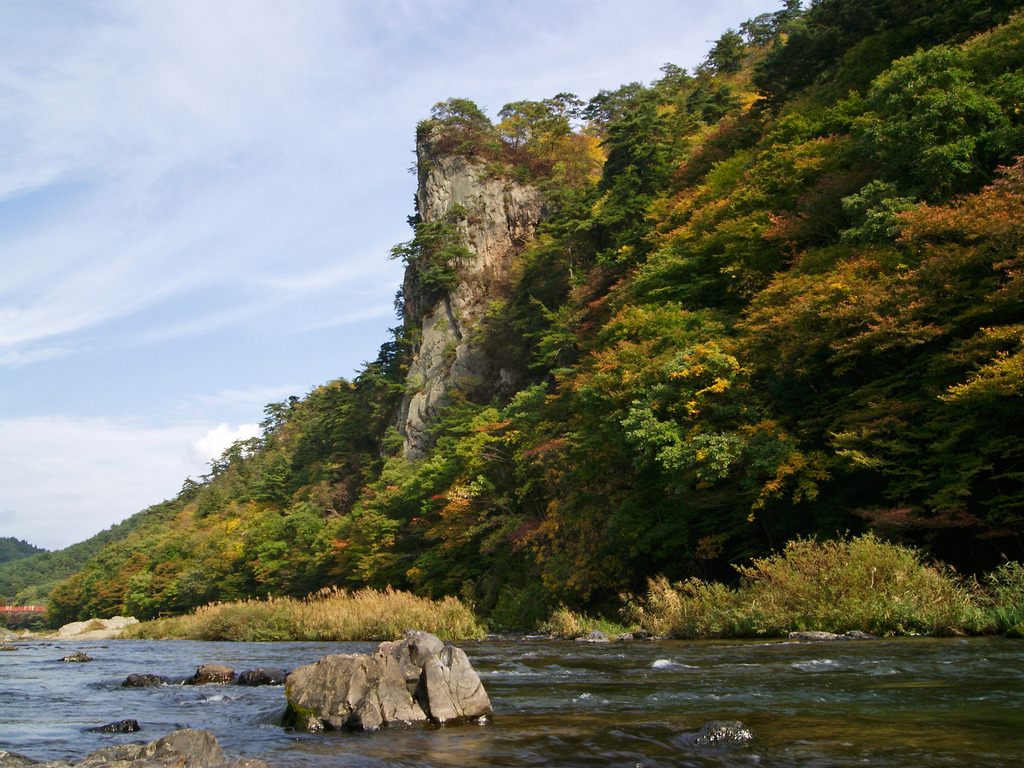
[112,536,1024,642]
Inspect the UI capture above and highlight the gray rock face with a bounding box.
[396,136,548,459]
[416,645,491,725]
[284,630,490,731]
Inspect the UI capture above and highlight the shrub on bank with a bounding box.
[626,534,989,638]
[540,605,628,639]
[983,560,1024,636]
[127,586,484,642]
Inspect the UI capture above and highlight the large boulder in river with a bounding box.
[284,630,490,731]
[416,645,492,725]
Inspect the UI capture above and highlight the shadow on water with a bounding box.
[0,637,1021,767]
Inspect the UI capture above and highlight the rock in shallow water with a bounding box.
[122,673,165,688]
[788,630,878,641]
[84,719,140,733]
[416,645,491,725]
[236,667,286,686]
[284,629,491,731]
[189,663,234,685]
[60,652,92,663]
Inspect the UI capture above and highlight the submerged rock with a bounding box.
[687,720,754,747]
[84,719,140,733]
[122,673,165,688]
[284,629,491,732]
[0,644,17,652]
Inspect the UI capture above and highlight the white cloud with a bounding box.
[0,416,257,550]
[188,422,262,466]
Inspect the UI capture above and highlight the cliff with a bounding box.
[395,135,547,458]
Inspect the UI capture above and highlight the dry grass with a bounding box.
[540,605,628,639]
[625,534,991,638]
[127,586,484,642]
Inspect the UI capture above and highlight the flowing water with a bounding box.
[1,636,1021,767]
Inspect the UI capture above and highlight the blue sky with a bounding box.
[0,0,781,550]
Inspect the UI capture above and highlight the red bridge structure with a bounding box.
[0,605,46,613]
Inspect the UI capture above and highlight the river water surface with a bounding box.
[1,636,1021,767]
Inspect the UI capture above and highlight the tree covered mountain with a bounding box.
[0,537,45,566]
[40,0,1024,628]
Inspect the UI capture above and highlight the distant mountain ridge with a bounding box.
[0,537,46,565]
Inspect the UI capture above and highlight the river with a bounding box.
[1,636,1021,767]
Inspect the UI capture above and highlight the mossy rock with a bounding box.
[281,700,321,731]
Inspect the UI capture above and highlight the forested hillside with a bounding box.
[43,0,1024,628]
[0,505,175,606]
[0,537,44,566]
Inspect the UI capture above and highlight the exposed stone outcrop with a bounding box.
[396,136,547,458]
[284,630,490,731]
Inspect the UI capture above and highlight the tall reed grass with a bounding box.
[983,560,1024,636]
[127,586,484,642]
[624,534,992,638]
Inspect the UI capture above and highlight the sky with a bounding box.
[0,0,782,551]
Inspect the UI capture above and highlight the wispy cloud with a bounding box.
[194,386,303,410]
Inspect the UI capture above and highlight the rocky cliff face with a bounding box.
[396,137,547,459]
